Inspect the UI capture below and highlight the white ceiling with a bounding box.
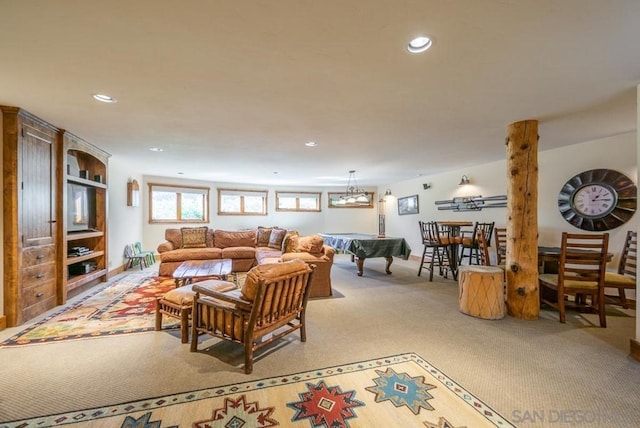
[1,0,639,188]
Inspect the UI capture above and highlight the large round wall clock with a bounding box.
[558,169,637,231]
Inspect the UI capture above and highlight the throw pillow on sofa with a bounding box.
[181,226,208,248]
[267,228,287,250]
[256,226,272,247]
[297,235,324,254]
[282,231,300,253]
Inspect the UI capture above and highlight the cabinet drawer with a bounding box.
[22,279,56,308]
[21,262,55,288]
[22,294,56,323]
[22,245,55,267]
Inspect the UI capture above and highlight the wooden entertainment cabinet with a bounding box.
[1,106,110,327]
[62,132,109,300]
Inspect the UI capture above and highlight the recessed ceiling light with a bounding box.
[407,36,432,53]
[149,147,164,152]
[92,93,117,103]
[305,141,317,147]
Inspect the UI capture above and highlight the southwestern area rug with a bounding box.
[4,353,515,427]
[0,274,179,346]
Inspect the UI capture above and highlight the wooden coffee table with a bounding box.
[173,259,233,287]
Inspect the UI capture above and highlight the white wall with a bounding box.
[380,132,638,264]
[637,83,639,341]
[107,157,144,269]
[381,131,639,338]
[3,123,637,323]
[141,175,378,253]
[0,113,4,318]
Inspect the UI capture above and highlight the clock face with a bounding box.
[571,184,617,217]
[558,169,637,231]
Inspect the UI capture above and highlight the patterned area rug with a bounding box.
[0,274,179,346]
[4,353,514,427]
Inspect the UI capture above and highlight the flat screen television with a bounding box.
[67,183,96,232]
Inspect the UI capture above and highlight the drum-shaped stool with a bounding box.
[458,265,506,320]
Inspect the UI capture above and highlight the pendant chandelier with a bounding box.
[338,170,370,205]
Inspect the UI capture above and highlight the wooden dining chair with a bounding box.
[460,222,495,265]
[604,230,636,309]
[476,229,491,266]
[418,221,452,281]
[494,227,507,265]
[539,232,609,327]
[476,231,507,289]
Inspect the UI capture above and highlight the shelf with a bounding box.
[67,175,107,189]
[63,137,109,304]
[67,230,104,241]
[67,268,108,291]
[66,250,104,265]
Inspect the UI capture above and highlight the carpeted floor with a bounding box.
[0,274,179,346]
[6,353,515,427]
[1,254,639,427]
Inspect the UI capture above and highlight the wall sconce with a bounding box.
[127,179,140,207]
[378,189,392,238]
[458,175,470,185]
[379,189,392,203]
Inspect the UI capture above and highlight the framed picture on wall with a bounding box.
[398,194,419,215]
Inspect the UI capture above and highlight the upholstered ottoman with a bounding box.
[458,265,506,320]
[155,279,237,343]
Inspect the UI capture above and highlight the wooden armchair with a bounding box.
[190,259,315,373]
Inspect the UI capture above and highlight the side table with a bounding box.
[458,265,506,320]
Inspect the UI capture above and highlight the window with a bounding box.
[148,183,209,223]
[276,191,321,212]
[218,188,268,215]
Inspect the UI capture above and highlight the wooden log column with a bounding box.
[505,120,539,319]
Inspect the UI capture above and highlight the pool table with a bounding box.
[319,233,412,276]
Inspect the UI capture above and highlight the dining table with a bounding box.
[436,221,472,280]
[497,245,613,273]
[537,246,613,273]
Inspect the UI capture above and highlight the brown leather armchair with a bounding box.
[190,260,315,374]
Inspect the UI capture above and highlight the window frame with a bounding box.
[217,188,268,216]
[275,191,322,212]
[148,182,210,224]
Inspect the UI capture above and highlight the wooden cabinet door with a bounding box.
[20,120,56,248]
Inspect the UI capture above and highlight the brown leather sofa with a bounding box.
[156,227,335,298]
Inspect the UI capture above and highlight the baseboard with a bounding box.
[108,258,157,278]
[630,339,640,362]
[0,315,6,331]
[109,264,126,278]
[409,254,421,262]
